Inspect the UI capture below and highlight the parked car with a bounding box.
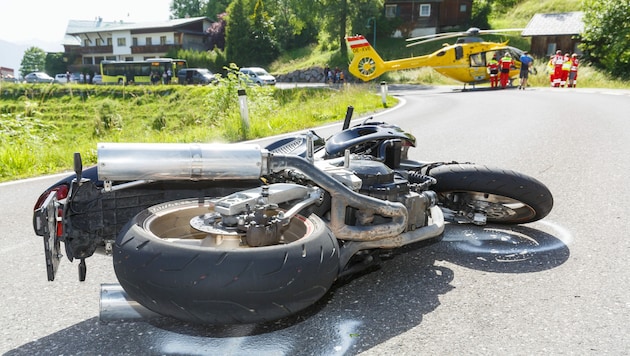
[92,74,102,85]
[239,67,276,86]
[54,73,76,84]
[24,72,54,83]
[177,68,217,85]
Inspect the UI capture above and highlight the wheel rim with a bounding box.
[441,191,537,223]
[142,200,312,249]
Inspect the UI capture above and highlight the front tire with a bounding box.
[113,198,339,324]
[427,164,553,224]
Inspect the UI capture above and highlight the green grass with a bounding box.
[4,0,628,182]
[491,0,583,28]
[0,79,396,182]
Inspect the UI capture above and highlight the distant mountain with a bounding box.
[0,39,63,77]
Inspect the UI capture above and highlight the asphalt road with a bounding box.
[1,85,629,355]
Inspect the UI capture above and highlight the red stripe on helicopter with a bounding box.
[347,36,370,49]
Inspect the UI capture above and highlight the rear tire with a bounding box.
[113,198,339,324]
[427,164,553,224]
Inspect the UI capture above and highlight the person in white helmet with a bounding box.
[499,52,514,88]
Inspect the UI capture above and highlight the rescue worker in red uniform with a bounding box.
[551,50,565,87]
[487,54,499,88]
[499,52,514,88]
[568,53,579,88]
[560,53,571,87]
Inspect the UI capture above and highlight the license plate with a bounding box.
[38,191,62,281]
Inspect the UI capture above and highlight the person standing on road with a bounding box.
[499,52,514,89]
[487,54,499,88]
[560,53,571,87]
[518,51,533,90]
[568,53,579,88]
[551,50,565,87]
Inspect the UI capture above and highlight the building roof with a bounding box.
[63,17,209,45]
[66,16,208,35]
[521,12,584,36]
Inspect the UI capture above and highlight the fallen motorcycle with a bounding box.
[33,107,553,324]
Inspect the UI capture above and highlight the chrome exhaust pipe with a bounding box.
[99,283,161,322]
[97,143,265,181]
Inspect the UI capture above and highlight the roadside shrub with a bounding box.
[94,99,123,136]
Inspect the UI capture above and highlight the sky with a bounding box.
[0,0,173,51]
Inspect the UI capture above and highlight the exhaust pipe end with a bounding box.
[99,283,161,322]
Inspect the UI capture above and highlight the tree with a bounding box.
[225,0,252,65]
[266,0,319,50]
[248,0,279,65]
[206,0,231,20]
[318,0,350,55]
[170,0,207,18]
[318,0,384,59]
[45,52,66,76]
[20,47,47,77]
[470,0,492,29]
[581,0,630,79]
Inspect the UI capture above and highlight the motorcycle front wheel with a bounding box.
[113,198,340,324]
[427,164,553,224]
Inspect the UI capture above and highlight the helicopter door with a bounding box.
[468,52,487,82]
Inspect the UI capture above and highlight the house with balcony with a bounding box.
[385,0,473,38]
[63,16,213,74]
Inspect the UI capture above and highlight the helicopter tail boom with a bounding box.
[347,35,432,82]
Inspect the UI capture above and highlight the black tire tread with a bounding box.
[114,207,339,324]
[428,164,553,223]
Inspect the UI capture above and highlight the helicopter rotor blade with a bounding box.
[405,28,525,48]
[405,31,466,43]
[405,27,521,42]
[406,33,466,47]
[477,28,524,34]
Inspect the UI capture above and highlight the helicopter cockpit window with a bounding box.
[470,53,485,67]
[454,46,463,60]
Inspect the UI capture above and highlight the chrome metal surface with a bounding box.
[97,143,263,181]
[99,283,161,321]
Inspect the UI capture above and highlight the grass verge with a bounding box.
[0,79,396,182]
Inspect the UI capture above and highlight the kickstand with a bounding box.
[79,258,87,281]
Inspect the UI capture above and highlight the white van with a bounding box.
[239,67,276,86]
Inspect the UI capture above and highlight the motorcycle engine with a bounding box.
[348,159,429,230]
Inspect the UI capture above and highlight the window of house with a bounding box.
[146,37,152,46]
[160,36,167,45]
[460,4,467,12]
[125,57,133,61]
[132,37,138,46]
[95,38,102,46]
[82,57,93,64]
[107,38,112,46]
[83,39,90,47]
[385,5,397,18]
[117,38,126,46]
[419,4,431,17]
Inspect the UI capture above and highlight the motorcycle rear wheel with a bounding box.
[427,164,553,224]
[113,198,339,324]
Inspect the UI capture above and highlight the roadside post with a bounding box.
[380,81,388,107]
[237,89,250,138]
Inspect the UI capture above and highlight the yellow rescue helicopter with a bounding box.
[346,27,527,89]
